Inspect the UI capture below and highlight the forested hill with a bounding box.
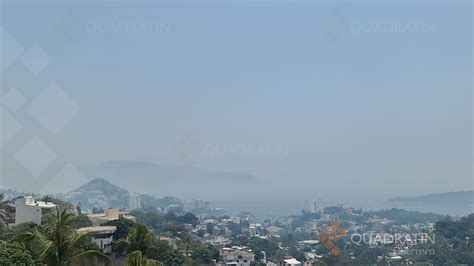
[388,191,474,206]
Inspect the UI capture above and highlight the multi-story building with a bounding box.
[205,236,232,248]
[87,208,136,226]
[77,226,117,253]
[128,193,141,210]
[219,246,255,266]
[15,196,57,225]
[249,223,262,236]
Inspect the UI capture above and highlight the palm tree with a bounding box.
[179,233,193,257]
[18,207,110,266]
[125,251,163,266]
[116,224,162,266]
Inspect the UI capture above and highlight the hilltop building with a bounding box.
[219,246,255,266]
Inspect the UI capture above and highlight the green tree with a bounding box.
[177,212,198,226]
[125,250,164,266]
[0,219,8,240]
[17,207,110,266]
[103,217,136,240]
[0,241,35,265]
[180,233,193,257]
[190,243,218,264]
[164,222,186,237]
[116,224,158,261]
[75,214,93,228]
[154,240,186,265]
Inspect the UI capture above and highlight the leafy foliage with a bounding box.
[16,207,111,266]
[0,241,35,265]
[154,240,186,265]
[75,214,93,228]
[103,217,136,240]
[116,224,157,257]
[190,243,219,264]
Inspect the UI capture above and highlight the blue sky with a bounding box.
[1,1,472,200]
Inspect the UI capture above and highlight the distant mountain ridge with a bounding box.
[88,160,257,183]
[1,160,259,200]
[388,191,474,206]
[80,160,259,199]
[0,188,27,201]
[385,191,474,215]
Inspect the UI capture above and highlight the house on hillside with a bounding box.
[87,208,136,226]
[15,196,57,225]
[281,258,301,266]
[77,226,117,253]
[219,246,255,266]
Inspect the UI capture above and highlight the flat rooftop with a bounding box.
[77,226,117,234]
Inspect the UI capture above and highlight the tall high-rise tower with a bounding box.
[128,193,141,210]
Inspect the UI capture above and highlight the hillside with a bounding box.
[385,191,474,215]
[0,188,26,201]
[58,178,182,211]
[388,191,474,206]
[60,178,129,210]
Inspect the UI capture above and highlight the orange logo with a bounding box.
[174,133,199,166]
[318,219,348,256]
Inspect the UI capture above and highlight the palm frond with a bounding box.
[70,231,93,250]
[16,206,110,266]
[143,259,164,266]
[13,230,36,243]
[114,238,129,253]
[69,250,111,266]
[39,239,59,265]
[125,250,143,266]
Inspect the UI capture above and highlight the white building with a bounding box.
[15,196,57,225]
[205,236,232,247]
[220,246,255,266]
[77,226,117,253]
[266,225,283,237]
[128,193,141,210]
[304,200,310,212]
[281,258,301,266]
[249,223,262,236]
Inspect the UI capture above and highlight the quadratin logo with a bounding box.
[173,133,200,166]
[320,9,346,42]
[318,219,348,256]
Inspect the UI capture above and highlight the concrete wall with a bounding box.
[15,197,42,225]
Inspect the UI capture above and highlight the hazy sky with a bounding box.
[1,1,472,200]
